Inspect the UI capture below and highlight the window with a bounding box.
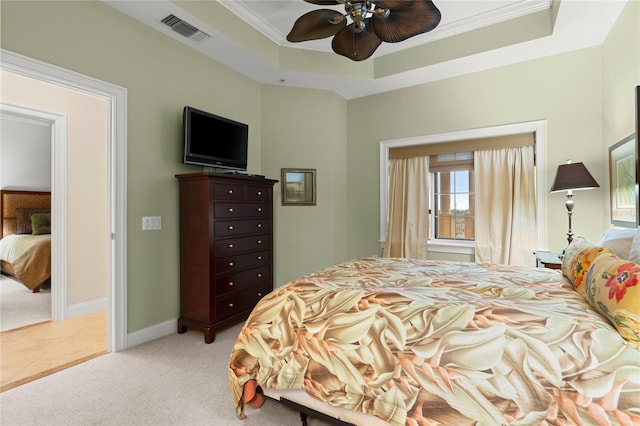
[379,122,546,255]
[433,171,474,240]
[430,151,474,241]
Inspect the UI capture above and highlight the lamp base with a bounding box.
[565,194,574,245]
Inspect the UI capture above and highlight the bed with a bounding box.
[0,190,52,292]
[229,244,640,425]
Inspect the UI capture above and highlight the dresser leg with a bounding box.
[204,328,216,344]
[177,318,215,343]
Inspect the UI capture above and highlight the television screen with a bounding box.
[183,106,248,171]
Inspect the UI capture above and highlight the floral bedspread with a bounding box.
[228,257,640,425]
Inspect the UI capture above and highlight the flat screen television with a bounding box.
[183,106,248,171]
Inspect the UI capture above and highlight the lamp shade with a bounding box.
[550,162,599,192]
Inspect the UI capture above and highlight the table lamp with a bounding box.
[550,160,599,244]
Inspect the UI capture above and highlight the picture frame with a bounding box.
[636,85,640,226]
[609,133,638,227]
[281,168,316,206]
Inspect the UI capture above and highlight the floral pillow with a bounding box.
[583,252,640,346]
[561,237,613,290]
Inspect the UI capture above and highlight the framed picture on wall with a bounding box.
[609,133,637,227]
[636,85,640,225]
[281,168,316,206]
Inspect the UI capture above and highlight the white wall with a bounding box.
[1,69,109,306]
[0,114,51,190]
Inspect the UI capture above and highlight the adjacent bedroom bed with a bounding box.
[0,190,52,292]
[229,239,640,425]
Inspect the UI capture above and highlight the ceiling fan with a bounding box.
[286,0,442,61]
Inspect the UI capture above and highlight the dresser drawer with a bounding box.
[215,234,270,256]
[246,185,270,201]
[215,219,268,237]
[215,284,271,318]
[215,250,269,274]
[215,265,270,295]
[214,202,270,219]
[214,183,245,201]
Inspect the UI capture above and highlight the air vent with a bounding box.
[161,14,211,43]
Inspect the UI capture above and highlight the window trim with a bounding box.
[379,121,547,254]
[427,238,475,254]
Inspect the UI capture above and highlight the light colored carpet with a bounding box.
[0,322,333,426]
[0,274,51,332]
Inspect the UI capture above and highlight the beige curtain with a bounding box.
[383,156,429,259]
[474,146,537,266]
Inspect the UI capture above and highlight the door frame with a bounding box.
[1,49,128,352]
[0,105,67,322]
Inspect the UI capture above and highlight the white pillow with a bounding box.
[598,227,637,259]
[628,227,640,263]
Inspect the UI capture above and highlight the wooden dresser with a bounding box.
[175,172,277,343]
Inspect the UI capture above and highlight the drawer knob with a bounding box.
[257,207,262,212]
[228,243,234,248]
[228,225,234,230]
[257,223,262,228]
[228,189,233,194]
[258,292,262,297]
[257,240,262,244]
[229,303,234,308]
[257,191,262,196]
[257,273,263,278]
[228,208,234,212]
[228,281,234,286]
[229,262,234,267]
[257,256,262,260]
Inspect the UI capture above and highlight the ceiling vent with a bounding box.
[160,14,211,43]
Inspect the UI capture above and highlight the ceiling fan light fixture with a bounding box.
[374,8,390,19]
[289,0,441,60]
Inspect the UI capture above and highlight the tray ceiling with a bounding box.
[103,0,627,99]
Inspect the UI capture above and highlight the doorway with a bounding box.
[0,49,127,352]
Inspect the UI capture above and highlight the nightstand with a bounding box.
[534,251,563,270]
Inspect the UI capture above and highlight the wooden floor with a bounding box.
[0,310,108,392]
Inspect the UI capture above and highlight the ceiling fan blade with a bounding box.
[372,0,441,43]
[287,9,347,42]
[373,0,415,10]
[332,20,383,61]
[304,0,341,4]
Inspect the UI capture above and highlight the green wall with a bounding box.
[347,48,606,258]
[602,0,640,209]
[1,1,264,332]
[2,0,638,336]
[261,85,349,285]
[346,1,640,259]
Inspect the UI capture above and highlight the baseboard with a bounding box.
[65,299,177,350]
[126,318,177,348]
[67,298,107,318]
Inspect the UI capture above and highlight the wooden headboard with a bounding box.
[0,190,52,238]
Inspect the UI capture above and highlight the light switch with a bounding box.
[142,216,162,231]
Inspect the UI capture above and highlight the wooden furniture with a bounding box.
[534,251,562,270]
[175,172,277,343]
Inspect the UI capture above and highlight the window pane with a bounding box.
[432,169,474,241]
[454,170,468,192]
[453,194,469,212]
